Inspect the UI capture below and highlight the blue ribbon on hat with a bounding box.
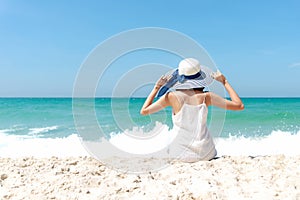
[157,69,202,98]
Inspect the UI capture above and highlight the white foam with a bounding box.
[108,128,300,157]
[215,130,300,156]
[106,119,300,157]
[28,126,58,135]
[109,122,175,154]
[0,129,11,134]
[0,127,299,158]
[0,133,89,158]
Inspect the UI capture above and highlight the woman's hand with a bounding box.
[140,74,171,115]
[211,70,227,85]
[155,75,171,89]
[210,70,244,110]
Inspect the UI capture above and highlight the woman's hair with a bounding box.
[176,87,206,92]
[192,87,204,92]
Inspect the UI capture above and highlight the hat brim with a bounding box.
[156,65,214,98]
[171,65,213,90]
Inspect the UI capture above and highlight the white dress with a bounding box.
[169,100,217,162]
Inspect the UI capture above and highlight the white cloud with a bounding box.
[289,62,300,68]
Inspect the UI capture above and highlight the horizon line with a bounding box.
[0,96,299,99]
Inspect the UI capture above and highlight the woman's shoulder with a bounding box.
[168,90,208,98]
[168,90,209,104]
[165,91,185,106]
[166,91,181,100]
[167,90,183,96]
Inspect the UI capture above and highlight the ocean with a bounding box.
[0,98,299,157]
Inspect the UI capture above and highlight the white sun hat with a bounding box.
[157,58,214,98]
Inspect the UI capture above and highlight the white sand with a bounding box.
[0,155,300,199]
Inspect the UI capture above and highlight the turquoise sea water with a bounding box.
[0,98,299,157]
[1,98,299,137]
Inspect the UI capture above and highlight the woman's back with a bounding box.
[168,90,217,162]
[168,90,207,115]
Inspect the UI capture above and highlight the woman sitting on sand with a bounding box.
[140,58,244,162]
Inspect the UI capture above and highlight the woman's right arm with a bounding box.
[208,72,244,111]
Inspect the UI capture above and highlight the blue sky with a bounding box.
[0,0,299,97]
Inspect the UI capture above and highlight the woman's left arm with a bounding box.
[140,76,170,115]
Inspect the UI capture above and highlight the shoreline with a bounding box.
[1,155,299,199]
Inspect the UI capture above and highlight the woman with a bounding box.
[140,58,244,162]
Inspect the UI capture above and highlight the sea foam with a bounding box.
[215,130,300,156]
[0,132,89,158]
[28,126,58,135]
[0,126,299,158]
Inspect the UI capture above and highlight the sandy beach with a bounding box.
[0,155,299,200]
